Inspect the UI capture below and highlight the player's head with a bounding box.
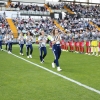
[65,31,67,34]
[75,31,77,34]
[40,30,44,36]
[5,32,7,35]
[53,28,58,36]
[27,31,31,36]
[93,28,96,32]
[9,31,12,35]
[86,28,89,32]
[80,30,83,33]
[67,30,70,34]
[20,32,23,36]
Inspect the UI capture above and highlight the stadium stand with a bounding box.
[0,14,11,35]
[6,18,18,38]
[0,0,100,37]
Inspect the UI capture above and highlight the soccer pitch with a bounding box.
[0,44,100,100]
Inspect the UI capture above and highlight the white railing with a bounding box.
[0,7,50,15]
[20,10,50,15]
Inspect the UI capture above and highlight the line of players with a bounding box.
[1,28,100,57]
[3,31,33,58]
[60,28,100,56]
[1,29,62,71]
[1,27,100,71]
[0,32,13,53]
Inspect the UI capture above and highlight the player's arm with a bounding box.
[50,36,55,45]
[3,36,6,42]
[31,36,33,41]
[18,36,20,41]
[26,36,28,41]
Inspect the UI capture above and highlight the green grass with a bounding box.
[0,44,100,100]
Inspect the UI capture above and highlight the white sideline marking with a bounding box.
[4,50,100,94]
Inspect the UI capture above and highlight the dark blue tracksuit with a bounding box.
[26,36,33,56]
[8,42,12,52]
[26,44,33,56]
[8,35,13,52]
[5,42,8,50]
[52,44,61,67]
[39,46,47,62]
[0,41,2,50]
[18,36,24,54]
[20,44,24,53]
[0,35,3,50]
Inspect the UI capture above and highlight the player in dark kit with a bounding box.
[0,33,3,51]
[51,28,62,71]
[18,32,24,56]
[25,31,33,58]
[38,30,47,63]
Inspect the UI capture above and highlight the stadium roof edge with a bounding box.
[60,0,100,4]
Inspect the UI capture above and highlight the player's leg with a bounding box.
[19,44,22,54]
[99,42,100,56]
[21,44,24,55]
[58,45,61,60]
[29,44,33,58]
[42,47,47,62]
[10,42,12,52]
[95,41,98,56]
[79,41,81,53]
[75,42,77,53]
[66,42,68,52]
[39,47,43,62]
[26,45,29,58]
[20,44,24,55]
[69,41,71,51]
[52,49,61,70]
[52,45,57,68]
[92,41,95,55]
[71,41,74,52]
[88,41,91,55]
[77,42,79,53]
[61,40,64,51]
[86,41,88,54]
[0,41,2,50]
[56,46,62,71]
[63,41,66,51]
[5,43,8,50]
[82,41,84,53]
[8,42,11,53]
